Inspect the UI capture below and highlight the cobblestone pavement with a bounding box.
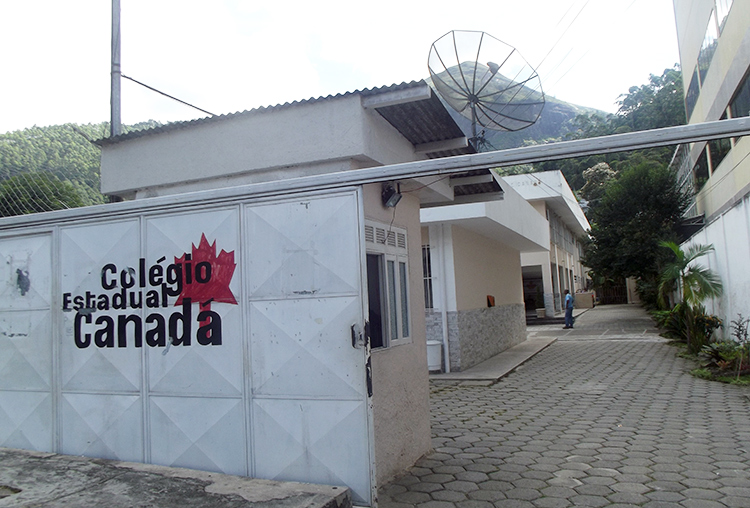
[379,306,750,508]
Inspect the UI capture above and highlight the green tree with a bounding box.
[658,241,723,309]
[657,241,723,353]
[583,161,691,297]
[534,65,685,193]
[615,67,686,133]
[579,162,617,206]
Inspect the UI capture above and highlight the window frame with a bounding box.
[364,220,411,349]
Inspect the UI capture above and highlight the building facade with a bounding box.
[672,0,750,327]
[420,178,549,372]
[503,171,590,316]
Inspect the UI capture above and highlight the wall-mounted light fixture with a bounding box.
[381,182,402,208]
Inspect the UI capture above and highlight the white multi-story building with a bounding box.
[671,0,750,326]
[503,171,591,317]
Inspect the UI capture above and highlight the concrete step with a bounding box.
[0,447,352,508]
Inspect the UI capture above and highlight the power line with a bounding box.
[121,74,217,118]
[535,0,591,71]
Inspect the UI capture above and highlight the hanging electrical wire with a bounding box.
[535,0,591,71]
[121,75,217,118]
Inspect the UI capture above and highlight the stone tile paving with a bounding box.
[379,338,750,508]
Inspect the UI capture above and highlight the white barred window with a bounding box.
[364,221,410,348]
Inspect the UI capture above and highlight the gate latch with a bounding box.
[351,323,364,348]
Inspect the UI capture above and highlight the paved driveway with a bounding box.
[379,305,750,508]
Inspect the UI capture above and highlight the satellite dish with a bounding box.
[428,30,545,150]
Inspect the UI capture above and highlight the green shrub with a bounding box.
[654,303,722,353]
[701,341,740,366]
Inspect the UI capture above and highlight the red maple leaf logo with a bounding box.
[175,234,237,326]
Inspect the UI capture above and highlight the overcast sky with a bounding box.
[0,0,681,135]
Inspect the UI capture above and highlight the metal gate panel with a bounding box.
[249,297,364,399]
[0,310,51,391]
[59,220,144,460]
[252,398,370,500]
[244,191,372,505]
[144,209,243,398]
[60,220,142,394]
[145,303,243,397]
[0,233,53,451]
[144,208,247,475]
[146,307,243,397]
[60,393,142,461]
[0,234,51,310]
[149,395,246,475]
[0,391,52,450]
[245,194,361,299]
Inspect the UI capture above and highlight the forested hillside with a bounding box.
[531,66,685,189]
[0,121,160,215]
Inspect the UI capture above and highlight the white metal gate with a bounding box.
[0,189,374,505]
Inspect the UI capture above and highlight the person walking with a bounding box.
[563,289,574,329]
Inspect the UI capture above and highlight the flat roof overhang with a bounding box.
[421,182,549,253]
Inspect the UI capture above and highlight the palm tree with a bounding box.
[658,241,723,351]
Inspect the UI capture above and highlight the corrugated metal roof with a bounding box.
[95,80,473,156]
[372,90,473,158]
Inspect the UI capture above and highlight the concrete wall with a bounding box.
[363,184,431,485]
[450,226,523,310]
[684,192,750,338]
[100,96,422,199]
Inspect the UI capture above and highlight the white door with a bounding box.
[245,190,374,505]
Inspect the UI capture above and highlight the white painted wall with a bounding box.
[101,95,423,199]
[684,193,750,336]
[450,226,524,310]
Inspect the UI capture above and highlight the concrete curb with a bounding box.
[429,336,557,384]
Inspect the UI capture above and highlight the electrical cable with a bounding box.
[535,0,591,71]
[401,175,453,193]
[121,75,216,117]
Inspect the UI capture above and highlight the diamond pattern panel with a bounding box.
[148,303,243,396]
[145,208,239,292]
[0,391,52,451]
[0,310,51,390]
[245,193,360,299]
[60,220,142,393]
[250,297,364,399]
[253,398,370,504]
[149,395,246,476]
[145,209,243,397]
[61,393,142,461]
[60,220,140,298]
[0,234,51,310]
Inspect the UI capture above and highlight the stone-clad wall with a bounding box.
[425,303,526,372]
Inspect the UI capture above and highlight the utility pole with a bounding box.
[110,0,122,137]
